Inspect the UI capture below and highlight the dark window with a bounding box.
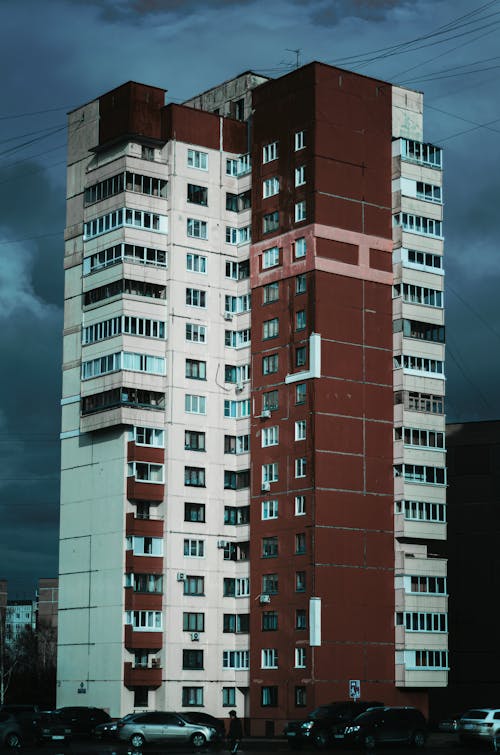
[263,211,279,234]
[187,184,208,206]
[183,612,204,631]
[296,346,307,367]
[184,576,204,596]
[261,686,278,707]
[183,649,204,669]
[262,537,279,558]
[223,614,249,633]
[262,611,278,631]
[263,390,279,411]
[296,275,307,294]
[185,467,206,487]
[226,193,238,212]
[185,431,206,452]
[224,506,250,525]
[295,609,307,629]
[186,359,207,380]
[224,470,250,490]
[184,502,205,522]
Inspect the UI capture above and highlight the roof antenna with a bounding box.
[286,49,301,69]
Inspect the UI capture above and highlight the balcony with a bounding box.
[125,552,163,574]
[127,476,164,502]
[126,512,163,538]
[124,589,162,612]
[124,624,162,651]
[396,664,447,688]
[124,661,162,689]
[127,441,164,464]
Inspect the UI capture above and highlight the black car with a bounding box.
[342,706,427,749]
[54,706,111,735]
[284,701,384,748]
[0,710,71,748]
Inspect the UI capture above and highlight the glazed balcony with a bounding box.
[125,552,163,574]
[124,661,162,688]
[127,441,164,464]
[124,589,162,612]
[125,512,163,538]
[127,476,164,502]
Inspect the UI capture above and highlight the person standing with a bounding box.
[227,710,243,753]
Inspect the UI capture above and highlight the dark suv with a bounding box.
[54,706,111,735]
[342,706,427,748]
[284,701,384,748]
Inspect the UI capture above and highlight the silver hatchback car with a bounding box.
[117,711,220,749]
[458,708,500,745]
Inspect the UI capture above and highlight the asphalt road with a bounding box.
[14,733,496,755]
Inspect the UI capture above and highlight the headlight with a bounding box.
[300,722,314,731]
[345,726,361,734]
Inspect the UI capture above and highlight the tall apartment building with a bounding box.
[58,62,447,730]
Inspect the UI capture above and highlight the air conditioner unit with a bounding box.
[260,409,271,419]
[224,312,233,321]
[259,594,271,604]
[235,382,244,392]
[261,481,271,492]
[191,632,200,641]
[217,540,228,549]
[176,572,186,582]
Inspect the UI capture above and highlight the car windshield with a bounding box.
[308,707,336,720]
[352,710,381,724]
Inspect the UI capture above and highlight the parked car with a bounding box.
[0,710,71,748]
[54,706,111,735]
[117,711,220,749]
[437,712,463,732]
[284,701,384,748]
[182,712,226,739]
[342,706,427,749]
[94,713,135,739]
[458,708,500,745]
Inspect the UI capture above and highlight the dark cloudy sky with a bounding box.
[1,0,499,596]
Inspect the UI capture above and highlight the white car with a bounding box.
[458,709,500,744]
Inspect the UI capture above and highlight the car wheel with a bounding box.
[363,734,376,749]
[412,730,426,748]
[130,733,146,748]
[5,732,22,749]
[191,732,207,748]
[312,730,329,749]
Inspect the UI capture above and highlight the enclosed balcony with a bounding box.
[124,661,162,689]
[124,624,162,651]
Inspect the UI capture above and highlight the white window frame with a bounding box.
[294,237,306,259]
[295,165,305,186]
[295,647,306,668]
[263,176,280,198]
[262,426,279,447]
[183,539,205,558]
[261,649,278,669]
[186,253,207,274]
[186,323,207,344]
[186,288,207,308]
[295,495,306,515]
[295,420,306,441]
[187,149,208,171]
[129,427,164,447]
[295,131,305,151]
[187,218,208,239]
[263,142,278,164]
[295,457,307,478]
[185,394,207,415]
[295,201,306,222]
[262,246,280,269]
[262,499,279,520]
[262,463,278,484]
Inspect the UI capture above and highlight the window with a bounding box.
[262,537,279,558]
[225,329,251,348]
[224,470,250,490]
[262,573,278,595]
[296,310,306,331]
[183,649,204,669]
[406,248,443,272]
[295,420,306,441]
[295,201,306,222]
[295,458,307,478]
[263,390,279,411]
[83,208,166,240]
[223,614,249,633]
[261,649,278,669]
[294,237,306,259]
[262,611,278,631]
[263,318,279,340]
[126,610,162,630]
[130,427,164,447]
[183,539,205,557]
[225,364,250,384]
[397,427,445,449]
[223,688,236,707]
[296,383,306,404]
[395,282,443,308]
[395,499,446,523]
[184,576,205,596]
[295,533,306,554]
[187,218,208,239]
[414,650,448,669]
[185,394,206,415]
[393,212,442,238]
[263,354,279,375]
[226,193,238,212]
[262,426,279,447]
[263,142,278,163]
[182,687,203,706]
[186,323,206,343]
[400,138,442,168]
[395,390,444,414]
[184,467,206,487]
[225,294,251,314]
[82,352,165,380]
[395,319,445,343]
[224,399,250,418]
[183,612,205,632]
[224,434,250,454]
[295,647,306,668]
[394,464,447,485]
[82,387,165,415]
[185,502,205,523]
[261,687,278,707]
[223,650,249,669]
[296,346,307,367]
[128,462,164,484]
[263,282,279,303]
[225,259,250,280]
[186,288,206,308]
[261,500,278,520]
[226,227,238,245]
[186,253,207,273]
[295,687,307,707]
[394,354,445,377]
[185,359,207,381]
[295,571,306,592]
[295,131,305,151]
[82,242,167,275]
[263,211,279,234]
[262,246,280,269]
[396,611,448,632]
[223,577,250,596]
[262,463,278,484]
[295,495,306,515]
[82,315,166,344]
[187,149,208,170]
[296,274,307,294]
[128,574,163,593]
[187,184,207,206]
[263,177,280,198]
[295,609,307,629]
[83,278,166,306]
[295,166,305,186]
[410,576,447,594]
